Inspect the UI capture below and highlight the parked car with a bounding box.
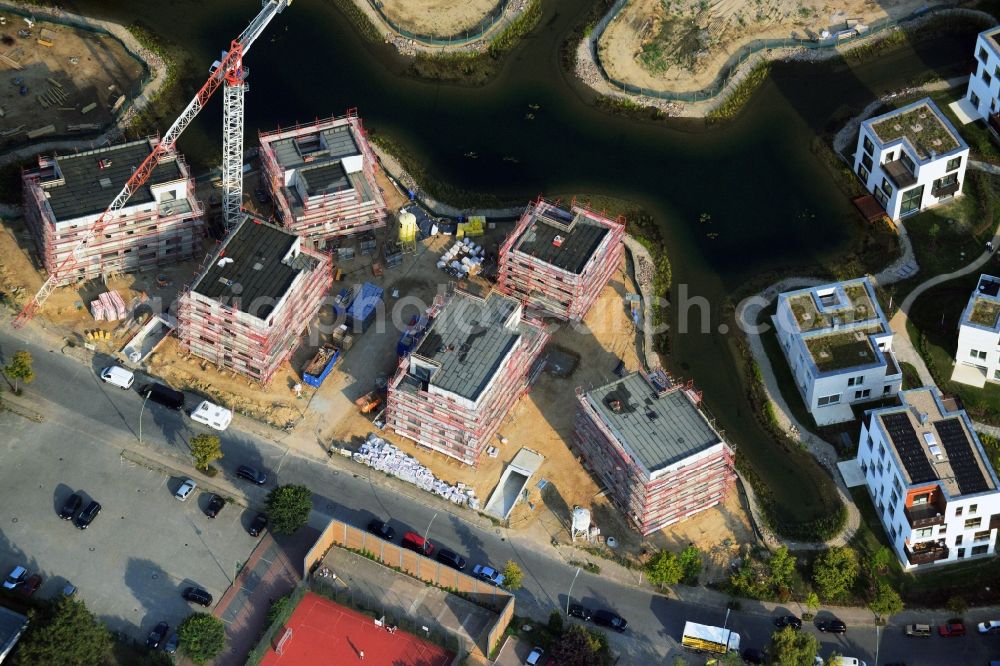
[366,519,394,541]
[182,586,213,607]
[205,495,225,518]
[592,609,627,633]
[939,620,966,637]
[146,622,169,649]
[74,500,101,529]
[19,574,42,598]
[472,564,504,587]
[742,647,766,665]
[236,465,267,485]
[174,479,197,501]
[59,493,82,520]
[979,620,1000,634]
[99,365,134,390]
[248,513,267,537]
[774,615,802,630]
[905,623,932,637]
[139,383,185,410]
[401,531,433,556]
[163,632,179,655]
[817,618,847,633]
[568,604,592,621]
[526,646,545,665]
[436,549,467,571]
[2,566,27,589]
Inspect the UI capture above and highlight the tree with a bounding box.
[946,595,968,616]
[812,546,859,601]
[4,350,34,394]
[548,609,564,635]
[189,434,222,471]
[768,546,796,592]
[868,545,893,574]
[868,580,903,620]
[679,545,703,584]
[501,560,523,591]
[769,625,820,666]
[266,484,313,534]
[805,591,820,616]
[16,596,111,666]
[549,624,611,666]
[644,550,684,588]
[178,613,227,665]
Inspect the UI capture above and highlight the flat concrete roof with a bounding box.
[585,372,721,475]
[192,217,317,319]
[269,123,359,171]
[513,206,609,274]
[39,139,184,221]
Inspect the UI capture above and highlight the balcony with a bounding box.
[932,180,961,198]
[905,504,946,529]
[883,159,917,189]
[906,541,949,566]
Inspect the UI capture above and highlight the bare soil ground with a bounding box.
[378,0,502,38]
[599,0,946,93]
[0,13,144,148]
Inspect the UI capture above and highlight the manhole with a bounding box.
[11,518,17,523]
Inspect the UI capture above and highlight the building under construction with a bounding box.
[258,112,386,246]
[176,216,331,384]
[386,287,549,466]
[22,139,205,284]
[573,371,735,535]
[496,199,625,321]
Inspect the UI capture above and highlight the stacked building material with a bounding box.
[352,434,480,509]
[91,290,127,321]
[436,238,484,278]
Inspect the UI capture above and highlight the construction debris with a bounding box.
[0,52,22,70]
[353,434,481,510]
[26,124,55,139]
[81,102,97,114]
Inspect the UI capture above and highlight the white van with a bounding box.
[827,658,866,666]
[190,401,233,431]
[100,366,134,390]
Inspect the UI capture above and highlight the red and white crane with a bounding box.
[13,0,293,328]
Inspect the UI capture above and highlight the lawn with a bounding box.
[907,272,1000,424]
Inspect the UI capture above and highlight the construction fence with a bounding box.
[590,3,967,103]
[304,519,515,658]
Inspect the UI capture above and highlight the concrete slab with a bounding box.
[838,458,867,488]
[949,97,982,125]
[951,363,988,388]
[484,447,544,520]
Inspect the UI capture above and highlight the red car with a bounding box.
[939,620,966,637]
[19,574,42,598]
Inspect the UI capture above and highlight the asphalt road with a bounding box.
[2,327,1000,664]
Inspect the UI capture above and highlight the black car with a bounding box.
[817,618,847,634]
[236,465,267,485]
[139,383,185,410]
[205,495,225,518]
[59,493,82,520]
[592,609,627,632]
[366,519,395,541]
[248,513,267,537]
[436,549,467,571]
[741,647,766,665]
[568,604,593,621]
[182,586,213,607]
[146,621,169,649]
[73,501,101,529]
[774,615,802,630]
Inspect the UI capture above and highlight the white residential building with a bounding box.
[852,97,968,221]
[965,26,1000,123]
[953,274,1000,388]
[858,387,1000,570]
[773,277,902,426]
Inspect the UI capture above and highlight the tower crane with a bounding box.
[13,0,292,328]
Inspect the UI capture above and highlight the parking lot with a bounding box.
[0,407,259,639]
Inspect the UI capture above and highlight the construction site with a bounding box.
[0,10,144,146]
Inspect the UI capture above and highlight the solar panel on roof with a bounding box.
[881,413,937,484]
[934,418,990,495]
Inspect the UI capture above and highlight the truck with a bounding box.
[681,621,740,655]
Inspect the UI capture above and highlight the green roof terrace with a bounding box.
[787,282,878,332]
[869,101,961,161]
[970,298,1000,328]
[805,326,882,372]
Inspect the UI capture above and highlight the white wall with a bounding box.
[967,32,1000,118]
[957,322,1000,383]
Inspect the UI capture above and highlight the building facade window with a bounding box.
[899,185,924,216]
[974,530,991,541]
[984,68,994,86]
[956,506,964,516]
[964,517,982,529]
[881,178,893,197]
[958,548,966,558]
[848,375,865,387]
[934,173,959,192]
[956,535,964,546]
[947,156,962,171]
[972,545,989,555]
[855,389,872,399]
[817,394,841,406]
[874,187,888,209]
[970,504,978,514]
[980,47,989,63]
[857,164,870,182]
[861,153,873,170]
[914,527,934,538]
[863,135,874,155]
[900,152,915,172]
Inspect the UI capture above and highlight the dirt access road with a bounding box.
[599,0,947,94]
[0,10,143,147]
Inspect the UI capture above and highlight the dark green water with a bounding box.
[66,0,978,526]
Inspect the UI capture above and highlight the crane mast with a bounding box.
[13,0,292,328]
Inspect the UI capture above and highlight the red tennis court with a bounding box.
[260,592,454,666]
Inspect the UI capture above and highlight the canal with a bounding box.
[65,0,980,530]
